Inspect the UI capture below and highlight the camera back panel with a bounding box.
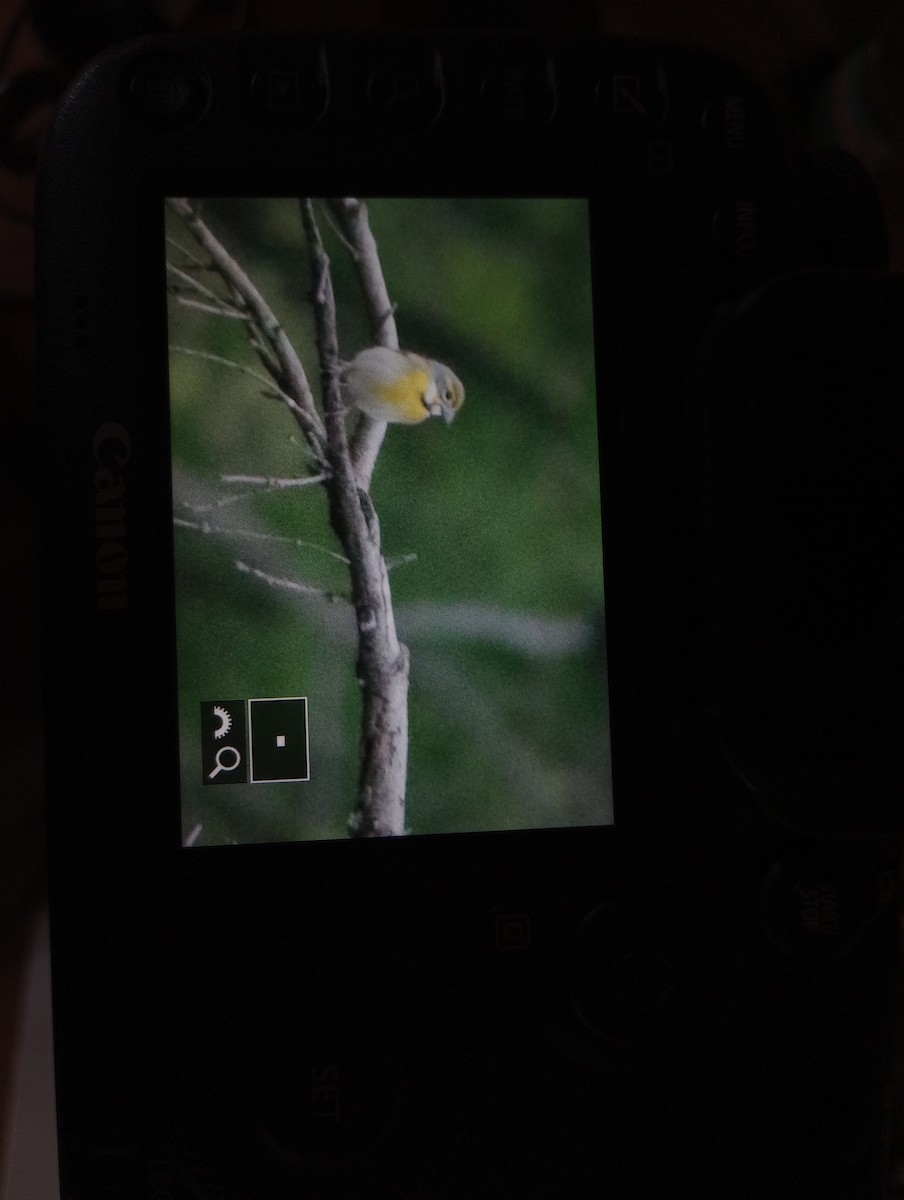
[38,31,902,1199]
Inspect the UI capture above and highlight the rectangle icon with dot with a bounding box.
[248,697,310,784]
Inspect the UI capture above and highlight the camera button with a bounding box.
[759,855,893,964]
[247,45,330,128]
[600,65,669,129]
[700,88,762,158]
[479,55,558,130]
[254,1042,403,1168]
[366,50,445,130]
[570,895,682,1051]
[710,195,771,263]
[124,53,210,129]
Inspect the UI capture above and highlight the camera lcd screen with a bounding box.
[166,197,610,845]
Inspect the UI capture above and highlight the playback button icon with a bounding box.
[249,697,310,783]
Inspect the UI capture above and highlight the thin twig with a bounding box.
[235,559,346,603]
[220,472,329,489]
[174,515,349,564]
[167,260,237,307]
[170,345,277,389]
[171,297,253,321]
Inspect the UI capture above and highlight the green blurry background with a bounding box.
[166,196,610,844]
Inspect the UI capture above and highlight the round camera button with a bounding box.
[125,54,210,129]
[701,88,760,157]
[366,51,444,130]
[479,56,558,130]
[598,64,669,128]
[246,45,330,129]
[758,853,892,965]
[255,1043,402,1168]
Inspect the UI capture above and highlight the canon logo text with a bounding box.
[94,422,131,610]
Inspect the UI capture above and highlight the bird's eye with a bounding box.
[444,388,452,401]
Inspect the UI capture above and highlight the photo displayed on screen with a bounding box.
[166,196,611,846]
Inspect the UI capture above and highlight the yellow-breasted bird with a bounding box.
[342,347,464,425]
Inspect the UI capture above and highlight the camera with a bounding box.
[38,30,903,1198]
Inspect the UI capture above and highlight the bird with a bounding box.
[342,347,464,426]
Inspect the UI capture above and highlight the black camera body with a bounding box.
[39,30,903,1199]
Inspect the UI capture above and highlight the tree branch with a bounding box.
[168,197,411,837]
[167,198,328,468]
[325,197,398,492]
[301,198,410,838]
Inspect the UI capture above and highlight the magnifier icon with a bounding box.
[208,745,241,780]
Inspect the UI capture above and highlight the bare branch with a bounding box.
[174,473,332,513]
[167,261,242,310]
[175,299,253,322]
[235,560,345,603]
[385,552,418,571]
[170,348,323,451]
[325,198,400,346]
[172,466,351,615]
[220,473,329,490]
[325,197,399,491]
[165,232,208,270]
[396,602,595,658]
[169,198,413,838]
[301,197,409,838]
[174,514,347,564]
[183,824,203,847]
[167,197,328,465]
[170,345,278,389]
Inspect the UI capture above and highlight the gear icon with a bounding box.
[212,705,232,739]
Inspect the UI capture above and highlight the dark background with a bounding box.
[0,0,902,1188]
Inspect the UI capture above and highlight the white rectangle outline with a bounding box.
[247,696,311,784]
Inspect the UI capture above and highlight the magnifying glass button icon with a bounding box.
[208,745,241,780]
